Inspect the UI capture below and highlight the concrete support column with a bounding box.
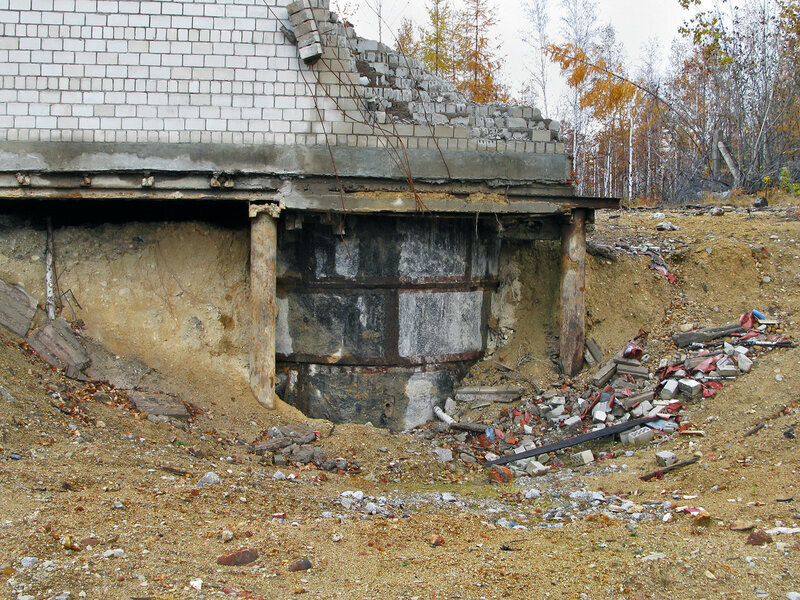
[560,208,587,376]
[249,203,281,409]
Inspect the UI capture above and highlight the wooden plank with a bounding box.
[560,209,587,376]
[586,338,604,365]
[27,318,91,376]
[640,456,699,481]
[454,386,524,404]
[673,324,746,348]
[249,208,279,410]
[591,361,617,387]
[483,416,660,467]
[0,278,38,338]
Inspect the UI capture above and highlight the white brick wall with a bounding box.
[0,0,361,145]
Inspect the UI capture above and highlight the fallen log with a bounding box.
[640,456,699,481]
[483,416,659,467]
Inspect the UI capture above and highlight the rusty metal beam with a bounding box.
[560,208,587,376]
[249,204,281,410]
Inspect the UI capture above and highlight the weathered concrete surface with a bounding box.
[0,142,571,186]
[277,363,466,430]
[275,214,498,426]
[398,291,485,358]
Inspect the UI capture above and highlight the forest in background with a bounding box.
[339,0,800,204]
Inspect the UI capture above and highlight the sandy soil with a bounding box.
[1,205,799,600]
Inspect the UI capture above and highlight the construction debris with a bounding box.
[640,456,700,482]
[454,386,524,404]
[419,309,792,483]
[0,277,38,337]
[27,318,91,379]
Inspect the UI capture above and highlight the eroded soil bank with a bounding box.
[1,206,799,599]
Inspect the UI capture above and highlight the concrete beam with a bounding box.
[560,209,587,376]
[0,141,571,186]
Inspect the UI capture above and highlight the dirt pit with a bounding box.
[1,204,799,600]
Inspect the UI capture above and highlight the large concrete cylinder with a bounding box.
[274,213,499,430]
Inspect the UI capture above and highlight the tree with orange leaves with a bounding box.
[456,0,508,102]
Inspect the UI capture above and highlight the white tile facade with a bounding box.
[0,0,563,155]
[0,0,357,145]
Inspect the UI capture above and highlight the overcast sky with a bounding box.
[339,0,695,120]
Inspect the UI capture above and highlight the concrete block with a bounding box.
[593,410,607,423]
[678,378,703,399]
[571,450,594,467]
[660,379,679,400]
[738,353,753,373]
[563,415,583,431]
[525,460,549,477]
[630,427,655,447]
[716,358,738,378]
[656,451,677,467]
[661,421,678,434]
[546,405,565,421]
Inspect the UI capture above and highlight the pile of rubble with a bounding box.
[428,311,794,479]
[248,424,358,473]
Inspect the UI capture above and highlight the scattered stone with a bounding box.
[217,548,259,566]
[641,552,667,561]
[287,558,312,572]
[189,578,203,591]
[746,530,773,546]
[198,472,221,487]
[710,207,725,216]
[523,488,541,500]
[429,535,445,547]
[221,530,234,543]
[290,444,315,464]
[129,391,190,420]
[656,221,680,231]
[729,519,755,532]
[0,385,16,402]
[102,549,125,558]
[20,557,39,568]
[488,465,514,484]
[434,448,453,463]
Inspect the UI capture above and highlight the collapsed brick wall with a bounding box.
[0,0,565,162]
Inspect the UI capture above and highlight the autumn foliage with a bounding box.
[394,0,508,103]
